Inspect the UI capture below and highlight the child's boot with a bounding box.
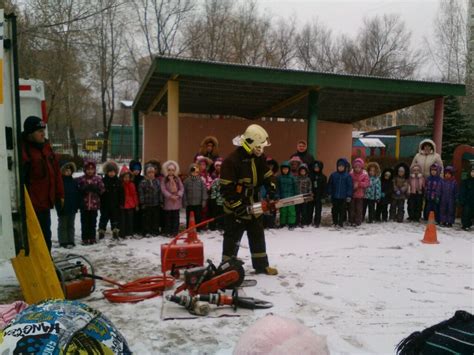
[98,229,105,240]
[112,228,120,239]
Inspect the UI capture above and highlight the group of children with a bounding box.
[56,155,225,247]
[263,155,474,231]
[56,152,474,247]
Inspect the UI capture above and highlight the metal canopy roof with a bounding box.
[361,124,431,137]
[133,56,466,123]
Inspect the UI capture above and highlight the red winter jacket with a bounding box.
[350,169,370,199]
[122,181,138,209]
[22,138,64,212]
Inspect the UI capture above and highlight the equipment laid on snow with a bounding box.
[246,193,314,215]
[160,211,204,277]
[166,291,273,316]
[174,258,245,296]
[54,254,95,300]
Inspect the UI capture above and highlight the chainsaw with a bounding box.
[174,257,246,296]
[247,193,314,215]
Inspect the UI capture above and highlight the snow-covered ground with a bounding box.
[0,207,473,354]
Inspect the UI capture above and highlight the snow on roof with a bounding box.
[120,100,133,108]
[359,138,386,148]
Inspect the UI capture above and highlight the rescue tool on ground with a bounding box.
[166,290,273,316]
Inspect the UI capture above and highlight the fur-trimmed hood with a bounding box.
[61,162,76,174]
[199,136,219,156]
[102,161,119,175]
[366,162,381,177]
[418,139,437,155]
[381,168,394,181]
[162,160,180,176]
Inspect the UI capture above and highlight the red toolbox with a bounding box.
[160,240,204,274]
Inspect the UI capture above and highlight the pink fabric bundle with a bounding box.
[0,301,28,329]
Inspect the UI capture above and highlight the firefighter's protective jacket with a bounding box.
[220,147,275,218]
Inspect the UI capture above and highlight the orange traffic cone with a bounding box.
[186,211,198,242]
[421,211,439,244]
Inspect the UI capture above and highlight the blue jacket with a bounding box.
[327,159,353,200]
[59,175,79,215]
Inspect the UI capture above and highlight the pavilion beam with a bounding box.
[255,87,316,119]
[433,97,444,156]
[307,90,319,158]
[145,75,178,114]
[395,128,401,160]
[167,80,179,162]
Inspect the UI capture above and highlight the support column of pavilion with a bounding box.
[307,90,319,159]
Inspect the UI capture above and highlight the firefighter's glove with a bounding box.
[265,199,277,212]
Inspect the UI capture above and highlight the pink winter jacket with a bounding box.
[161,175,184,210]
[350,169,370,199]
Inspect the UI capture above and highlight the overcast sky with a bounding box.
[259,0,444,76]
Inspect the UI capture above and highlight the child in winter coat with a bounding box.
[295,164,313,226]
[57,162,79,248]
[161,160,184,236]
[99,161,123,240]
[459,165,474,230]
[311,160,327,227]
[363,162,382,223]
[407,164,425,222]
[138,164,161,236]
[424,163,442,223]
[209,159,225,231]
[376,168,394,222]
[119,165,139,238]
[289,156,302,177]
[261,157,279,229]
[350,158,370,226]
[277,161,297,229]
[327,158,353,228]
[77,160,105,244]
[183,163,207,229]
[440,166,458,227]
[129,160,144,234]
[391,163,409,223]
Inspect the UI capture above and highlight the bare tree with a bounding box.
[426,0,467,83]
[18,0,99,156]
[184,0,234,61]
[132,0,194,59]
[88,0,126,162]
[295,20,340,72]
[340,14,420,78]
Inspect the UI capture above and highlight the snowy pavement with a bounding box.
[0,208,473,354]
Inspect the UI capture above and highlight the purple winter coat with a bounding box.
[76,175,105,211]
[161,175,184,210]
[440,178,458,224]
[425,176,442,202]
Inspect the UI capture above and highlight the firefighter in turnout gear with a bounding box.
[220,124,278,275]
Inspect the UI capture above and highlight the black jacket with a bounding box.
[380,168,394,204]
[312,160,327,200]
[101,175,124,213]
[220,147,275,217]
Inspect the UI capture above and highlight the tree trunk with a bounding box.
[101,130,109,162]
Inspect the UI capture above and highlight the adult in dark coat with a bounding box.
[290,140,315,173]
[22,116,64,252]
